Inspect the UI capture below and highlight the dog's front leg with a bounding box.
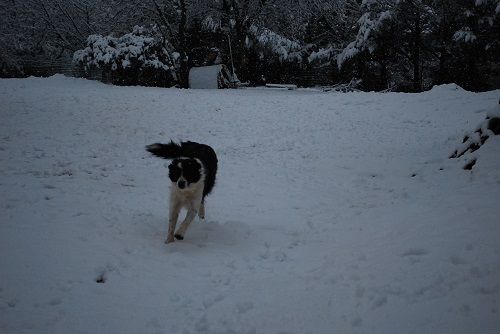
[174,207,198,240]
[167,200,181,244]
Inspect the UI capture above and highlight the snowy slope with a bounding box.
[1,75,499,334]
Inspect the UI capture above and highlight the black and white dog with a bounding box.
[146,141,218,243]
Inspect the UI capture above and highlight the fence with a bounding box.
[2,58,343,89]
[1,58,76,78]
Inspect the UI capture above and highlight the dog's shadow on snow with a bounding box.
[156,220,254,253]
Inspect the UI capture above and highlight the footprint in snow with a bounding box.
[202,294,224,309]
[236,301,254,314]
[194,315,209,333]
[371,295,388,309]
[351,316,363,327]
[449,255,467,265]
[48,298,62,306]
[401,249,429,264]
[401,248,429,257]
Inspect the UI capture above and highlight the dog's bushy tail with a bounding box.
[146,141,218,168]
[146,141,183,159]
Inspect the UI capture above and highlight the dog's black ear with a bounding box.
[168,163,181,182]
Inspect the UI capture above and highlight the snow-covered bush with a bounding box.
[73,26,178,87]
[246,25,303,63]
[242,25,307,85]
[337,10,392,69]
[453,28,477,43]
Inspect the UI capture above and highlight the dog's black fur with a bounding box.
[146,141,218,199]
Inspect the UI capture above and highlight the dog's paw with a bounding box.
[174,234,184,241]
[165,236,175,244]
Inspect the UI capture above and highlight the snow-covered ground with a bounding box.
[1,75,499,334]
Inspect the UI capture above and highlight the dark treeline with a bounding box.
[1,0,498,91]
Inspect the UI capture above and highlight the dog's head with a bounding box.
[168,158,203,190]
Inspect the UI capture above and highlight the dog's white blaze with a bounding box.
[175,158,203,190]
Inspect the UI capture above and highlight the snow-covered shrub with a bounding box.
[307,46,335,65]
[73,26,178,87]
[337,10,392,69]
[450,109,500,169]
[246,25,303,63]
[242,25,307,85]
[453,28,477,43]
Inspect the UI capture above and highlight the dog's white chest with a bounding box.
[170,181,204,208]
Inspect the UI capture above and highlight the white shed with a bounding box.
[188,64,238,89]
